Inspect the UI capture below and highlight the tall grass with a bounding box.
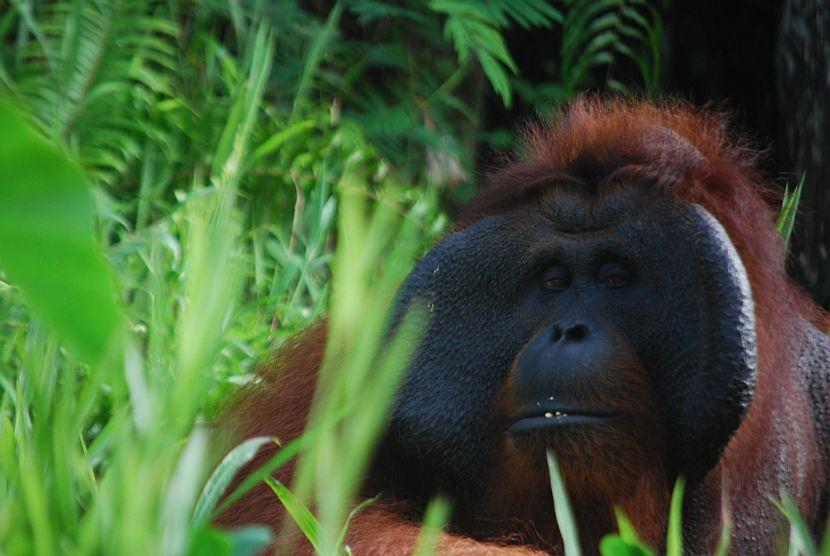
[0,77,442,556]
[0,4,450,551]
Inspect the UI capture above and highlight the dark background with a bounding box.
[486,0,830,308]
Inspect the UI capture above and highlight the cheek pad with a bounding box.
[633,203,757,481]
[388,212,548,495]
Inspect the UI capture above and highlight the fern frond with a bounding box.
[4,0,180,185]
[560,0,662,96]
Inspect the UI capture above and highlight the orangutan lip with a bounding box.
[507,404,619,437]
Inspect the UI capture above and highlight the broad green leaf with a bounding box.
[189,527,232,556]
[0,102,122,365]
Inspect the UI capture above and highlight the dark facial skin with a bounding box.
[377,182,757,547]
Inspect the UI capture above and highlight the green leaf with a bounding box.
[478,50,513,107]
[250,120,317,162]
[227,526,273,556]
[334,496,381,552]
[413,496,452,556]
[188,526,272,556]
[776,173,804,252]
[189,527,233,556]
[772,491,818,556]
[599,508,654,556]
[293,1,344,118]
[666,477,685,556]
[430,0,518,107]
[713,490,732,556]
[211,434,307,520]
[264,476,321,552]
[600,536,654,556]
[192,437,276,526]
[0,414,15,477]
[819,519,830,556]
[547,450,582,556]
[0,101,123,365]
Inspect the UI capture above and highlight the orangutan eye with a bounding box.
[597,262,631,287]
[542,267,570,291]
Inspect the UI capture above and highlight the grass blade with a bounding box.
[413,496,452,556]
[334,496,380,553]
[665,478,685,556]
[772,491,818,556]
[713,483,732,556]
[211,434,307,521]
[598,508,655,555]
[192,437,276,526]
[776,173,804,251]
[292,1,343,118]
[264,476,321,553]
[547,450,582,556]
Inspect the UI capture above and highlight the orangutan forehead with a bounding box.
[534,180,655,233]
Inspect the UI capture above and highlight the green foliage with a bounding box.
[595,478,685,556]
[413,497,453,556]
[1,2,454,553]
[773,492,821,556]
[777,173,805,252]
[713,489,733,556]
[265,476,322,553]
[545,457,685,556]
[189,525,272,556]
[430,0,562,106]
[287,175,432,553]
[191,437,275,527]
[599,510,654,556]
[0,102,122,365]
[560,0,664,97]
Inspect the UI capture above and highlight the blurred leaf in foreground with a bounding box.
[0,101,123,364]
